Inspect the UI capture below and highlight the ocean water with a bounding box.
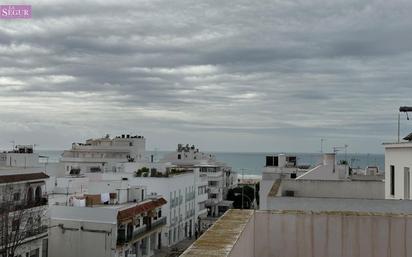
[36,150,384,175]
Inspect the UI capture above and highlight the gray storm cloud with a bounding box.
[0,0,411,152]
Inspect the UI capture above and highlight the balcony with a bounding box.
[209,187,221,194]
[117,216,166,245]
[206,198,221,206]
[0,198,48,214]
[197,193,208,203]
[170,197,179,208]
[25,225,48,238]
[207,171,223,178]
[186,209,195,218]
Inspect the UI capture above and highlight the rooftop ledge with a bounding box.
[182,207,412,257]
[180,209,254,257]
[383,141,412,147]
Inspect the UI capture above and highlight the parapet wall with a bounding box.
[181,209,412,257]
[254,210,412,257]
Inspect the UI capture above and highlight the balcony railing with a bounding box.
[0,198,48,214]
[117,216,166,245]
[25,225,48,238]
[186,209,195,218]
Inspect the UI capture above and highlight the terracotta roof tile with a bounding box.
[117,197,167,222]
[0,172,49,184]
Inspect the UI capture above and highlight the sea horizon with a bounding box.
[35,150,385,175]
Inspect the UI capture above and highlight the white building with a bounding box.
[61,134,146,175]
[162,144,237,217]
[260,154,308,210]
[0,170,49,257]
[296,153,349,180]
[260,153,381,210]
[384,139,412,199]
[0,145,45,169]
[48,181,167,257]
[0,145,51,257]
[128,169,208,246]
[83,167,208,247]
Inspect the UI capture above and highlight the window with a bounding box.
[178,154,181,160]
[29,249,39,257]
[208,181,217,187]
[266,156,273,166]
[35,186,42,203]
[390,165,395,196]
[266,156,278,166]
[27,187,34,203]
[42,239,48,257]
[37,216,42,228]
[12,219,20,231]
[13,192,20,201]
[27,217,33,233]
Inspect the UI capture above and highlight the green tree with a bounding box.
[226,186,255,209]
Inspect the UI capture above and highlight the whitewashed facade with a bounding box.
[162,144,237,217]
[48,183,167,257]
[61,134,146,175]
[0,171,49,257]
[384,141,412,199]
[130,170,208,246]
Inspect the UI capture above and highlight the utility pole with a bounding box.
[398,113,401,143]
[240,168,246,209]
[320,138,327,153]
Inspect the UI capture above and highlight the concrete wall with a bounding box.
[0,153,40,168]
[228,212,255,257]
[253,211,412,257]
[260,173,282,210]
[266,197,412,213]
[49,206,117,257]
[277,179,384,199]
[225,210,412,257]
[49,219,115,257]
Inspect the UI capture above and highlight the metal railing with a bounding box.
[0,198,48,214]
[117,216,166,245]
[25,225,48,237]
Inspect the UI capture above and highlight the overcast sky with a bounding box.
[1,0,411,153]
